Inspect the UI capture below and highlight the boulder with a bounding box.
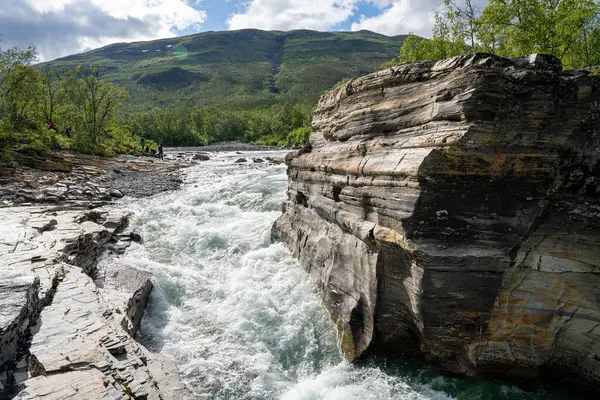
[265,156,283,165]
[193,153,210,161]
[272,53,600,390]
[235,158,248,163]
[20,156,73,173]
[109,189,124,199]
[130,232,143,243]
[99,264,153,337]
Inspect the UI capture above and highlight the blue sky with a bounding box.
[0,0,452,61]
[184,1,233,33]
[184,1,394,33]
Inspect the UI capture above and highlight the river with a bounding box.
[99,151,575,400]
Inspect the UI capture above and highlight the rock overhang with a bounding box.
[273,52,600,391]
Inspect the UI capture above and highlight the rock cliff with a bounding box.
[0,206,189,399]
[273,53,600,390]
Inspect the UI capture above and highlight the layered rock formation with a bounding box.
[0,206,189,399]
[273,54,600,389]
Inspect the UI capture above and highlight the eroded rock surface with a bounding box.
[0,207,189,399]
[0,152,189,207]
[273,53,600,389]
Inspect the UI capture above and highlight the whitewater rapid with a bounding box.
[98,151,567,400]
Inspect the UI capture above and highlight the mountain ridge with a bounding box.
[51,29,406,62]
[43,29,407,113]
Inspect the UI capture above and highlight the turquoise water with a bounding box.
[353,356,580,400]
[99,151,582,399]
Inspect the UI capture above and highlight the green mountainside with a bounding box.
[44,29,406,113]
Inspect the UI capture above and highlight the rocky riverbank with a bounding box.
[0,152,198,399]
[273,53,600,391]
[0,152,194,207]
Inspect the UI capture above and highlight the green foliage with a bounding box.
[0,45,132,157]
[0,129,13,159]
[389,0,600,69]
[63,66,129,146]
[35,30,404,148]
[190,107,247,143]
[15,128,67,155]
[0,43,314,154]
[2,30,408,151]
[41,30,406,115]
[129,102,313,147]
[397,35,429,64]
[0,45,41,131]
[332,78,352,89]
[129,108,196,146]
[286,126,312,146]
[480,0,600,68]
[89,124,137,157]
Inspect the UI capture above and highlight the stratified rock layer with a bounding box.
[273,53,600,389]
[0,206,190,399]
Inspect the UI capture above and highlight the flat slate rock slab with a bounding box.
[0,206,190,399]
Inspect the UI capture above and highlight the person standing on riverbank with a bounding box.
[140,137,146,152]
[158,144,164,160]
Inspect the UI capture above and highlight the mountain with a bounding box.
[44,29,406,113]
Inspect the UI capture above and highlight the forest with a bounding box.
[2,0,600,161]
[126,103,312,148]
[0,46,133,160]
[0,43,313,161]
[386,0,600,68]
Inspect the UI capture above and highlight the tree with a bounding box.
[0,45,41,130]
[391,0,600,69]
[481,0,599,67]
[398,34,428,63]
[0,42,140,157]
[393,6,470,64]
[65,66,128,145]
[429,5,468,59]
[40,68,67,125]
[448,0,482,51]
[576,15,600,67]
[129,108,197,146]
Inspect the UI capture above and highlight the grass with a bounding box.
[42,29,406,114]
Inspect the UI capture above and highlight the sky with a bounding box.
[0,0,454,61]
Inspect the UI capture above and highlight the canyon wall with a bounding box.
[272,53,600,389]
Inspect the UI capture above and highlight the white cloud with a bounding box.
[22,0,75,13]
[226,0,447,36]
[0,0,481,61]
[0,0,207,61]
[351,0,438,37]
[227,0,358,31]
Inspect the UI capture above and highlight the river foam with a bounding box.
[98,151,574,400]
